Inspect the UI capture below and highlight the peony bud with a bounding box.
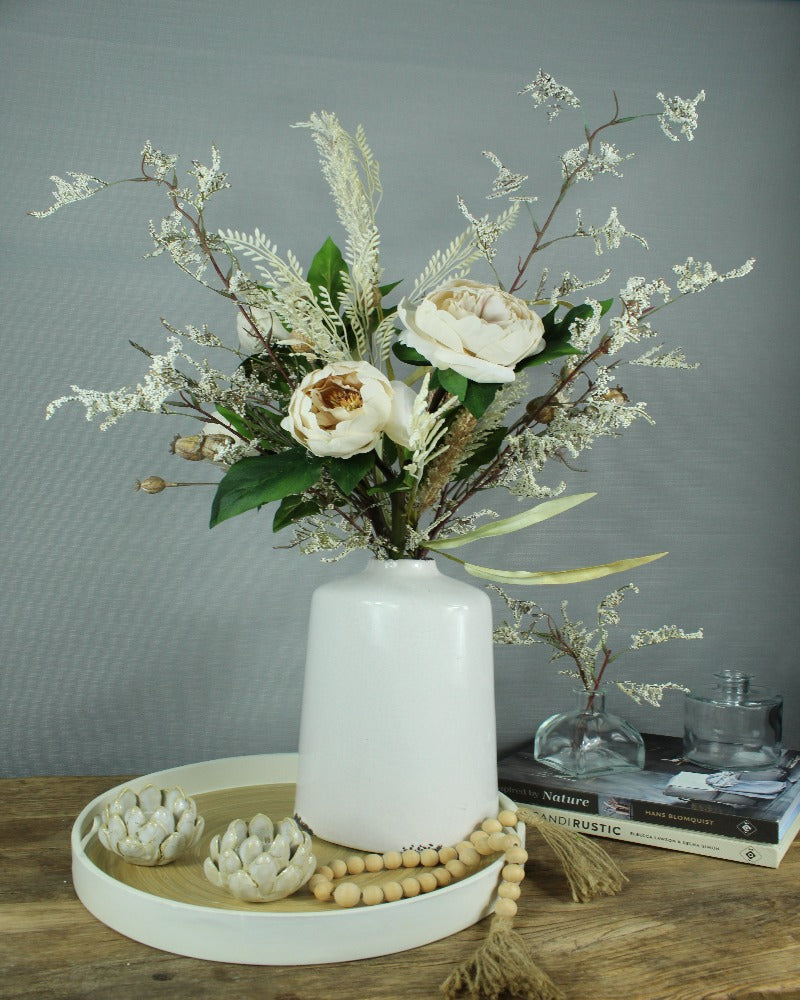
[135,477,169,494]
[171,434,232,462]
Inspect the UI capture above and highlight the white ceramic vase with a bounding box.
[294,558,498,852]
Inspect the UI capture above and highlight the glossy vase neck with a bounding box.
[363,558,440,578]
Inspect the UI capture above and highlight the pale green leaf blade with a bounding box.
[463,551,668,585]
[425,493,597,551]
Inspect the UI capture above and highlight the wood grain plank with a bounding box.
[2,776,799,1000]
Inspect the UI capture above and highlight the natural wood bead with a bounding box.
[362,885,384,906]
[494,897,518,918]
[401,850,421,868]
[473,836,496,857]
[455,840,473,855]
[418,872,438,893]
[317,865,335,880]
[504,833,522,849]
[419,848,439,867]
[445,859,467,879]
[470,830,490,848]
[432,867,453,887]
[383,851,402,870]
[401,877,421,898]
[498,881,521,900]
[502,863,526,884]
[382,881,403,902]
[437,846,457,864]
[487,831,509,852]
[505,846,528,865]
[498,809,518,828]
[482,818,503,834]
[346,856,366,875]
[457,846,480,868]
[333,882,362,908]
[308,874,328,891]
[312,879,334,901]
[330,859,348,879]
[364,853,384,872]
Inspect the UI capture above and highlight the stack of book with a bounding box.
[498,732,800,867]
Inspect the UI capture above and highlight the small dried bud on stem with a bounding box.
[135,476,216,494]
[171,434,232,462]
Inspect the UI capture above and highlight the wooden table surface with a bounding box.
[1,775,799,1000]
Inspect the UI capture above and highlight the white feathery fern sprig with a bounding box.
[219,228,350,363]
[411,205,519,300]
[293,112,383,330]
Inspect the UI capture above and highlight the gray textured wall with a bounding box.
[2,0,798,776]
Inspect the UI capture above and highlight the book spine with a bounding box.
[519,803,785,868]
[498,776,781,843]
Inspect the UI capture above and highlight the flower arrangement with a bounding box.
[34,71,752,589]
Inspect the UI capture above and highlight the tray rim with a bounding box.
[71,752,519,965]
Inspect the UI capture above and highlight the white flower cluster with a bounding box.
[629,346,699,370]
[656,91,706,142]
[28,171,109,219]
[45,332,264,430]
[614,681,690,706]
[548,268,612,304]
[673,256,756,294]
[482,150,532,201]
[630,624,704,649]
[141,141,178,181]
[561,141,633,182]
[576,207,648,256]
[518,69,581,121]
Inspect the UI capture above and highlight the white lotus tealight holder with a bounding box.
[97,784,204,866]
[203,813,316,902]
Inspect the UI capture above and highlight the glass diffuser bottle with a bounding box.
[683,670,783,769]
[534,688,645,778]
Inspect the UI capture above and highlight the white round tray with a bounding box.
[71,753,519,965]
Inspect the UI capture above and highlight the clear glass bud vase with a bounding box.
[534,689,645,778]
[683,670,783,769]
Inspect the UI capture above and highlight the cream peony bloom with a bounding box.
[397,279,545,384]
[281,361,412,458]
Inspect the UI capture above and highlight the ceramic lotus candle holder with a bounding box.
[203,813,316,902]
[97,784,204,866]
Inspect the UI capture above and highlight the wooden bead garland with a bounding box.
[308,807,527,913]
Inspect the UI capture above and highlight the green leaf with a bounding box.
[435,368,469,400]
[366,473,413,495]
[426,494,597,551]
[517,341,584,370]
[459,551,668,585]
[463,380,501,419]
[210,450,324,527]
[379,279,403,297]
[392,342,431,367]
[307,237,348,311]
[326,451,375,496]
[272,494,322,533]
[213,404,250,438]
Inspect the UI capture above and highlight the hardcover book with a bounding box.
[498,733,800,853]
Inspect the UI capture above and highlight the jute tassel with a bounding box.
[440,806,626,999]
[517,806,628,903]
[440,914,565,1000]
